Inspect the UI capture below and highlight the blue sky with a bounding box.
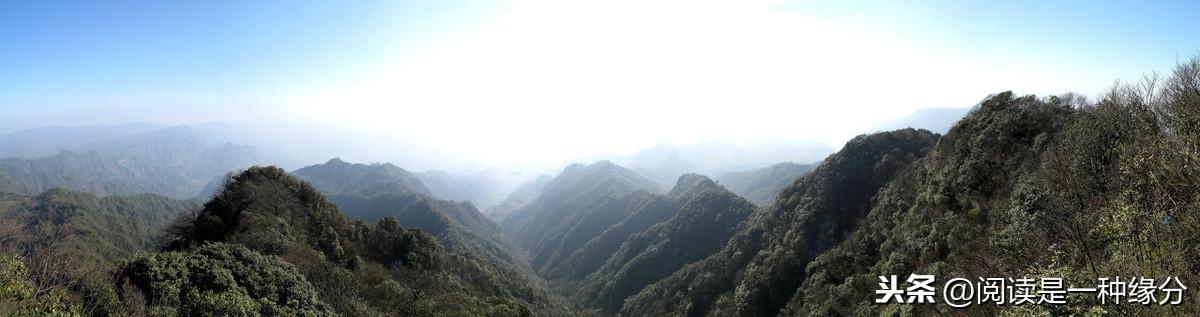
[1,0,1197,166]
[1,1,501,125]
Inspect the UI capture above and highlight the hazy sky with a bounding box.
[2,0,1198,168]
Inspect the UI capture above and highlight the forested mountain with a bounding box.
[292,159,529,271]
[130,166,567,316]
[292,158,433,197]
[621,128,939,316]
[614,59,1200,316]
[2,59,1195,317]
[717,162,817,206]
[293,158,508,208]
[795,83,1200,316]
[579,174,758,313]
[0,188,195,315]
[499,161,663,273]
[0,125,260,198]
[495,167,764,314]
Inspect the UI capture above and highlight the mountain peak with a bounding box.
[292,158,432,196]
[667,173,718,199]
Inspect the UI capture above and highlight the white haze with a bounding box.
[4,0,1188,176]
[259,0,1142,170]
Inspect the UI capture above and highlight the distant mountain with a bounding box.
[717,162,817,206]
[579,174,758,312]
[291,157,432,196]
[486,174,552,221]
[621,128,938,316]
[417,169,504,209]
[872,107,971,134]
[535,189,673,281]
[497,166,767,313]
[0,125,261,198]
[500,161,663,273]
[0,122,163,159]
[612,142,832,186]
[291,159,529,270]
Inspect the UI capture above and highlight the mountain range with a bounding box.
[617,142,831,187]
[4,60,1198,316]
[0,125,261,199]
[716,161,817,206]
[291,158,529,271]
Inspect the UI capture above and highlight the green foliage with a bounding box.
[0,254,82,317]
[581,175,759,313]
[118,242,334,316]
[541,191,675,280]
[500,161,663,275]
[793,57,1200,317]
[619,128,938,317]
[296,158,531,273]
[139,166,570,316]
[0,187,194,315]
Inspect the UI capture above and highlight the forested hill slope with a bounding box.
[500,160,662,272]
[579,174,759,313]
[621,127,939,316]
[0,188,194,315]
[292,159,530,272]
[623,59,1200,316]
[131,166,566,316]
[538,174,752,284]
[796,84,1200,315]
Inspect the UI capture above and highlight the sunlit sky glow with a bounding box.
[2,0,1198,168]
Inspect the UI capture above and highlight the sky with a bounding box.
[2,0,1198,169]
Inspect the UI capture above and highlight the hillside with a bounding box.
[796,84,1200,315]
[580,174,759,313]
[136,166,567,316]
[536,190,674,281]
[621,128,939,316]
[292,159,529,271]
[0,188,195,315]
[500,161,663,273]
[717,162,816,206]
